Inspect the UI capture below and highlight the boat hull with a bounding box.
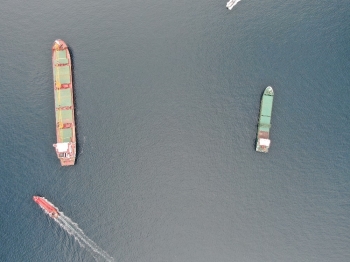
[52,39,76,166]
[33,196,59,218]
[256,86,274,153]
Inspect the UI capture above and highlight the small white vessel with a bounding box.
[226,0,241,10]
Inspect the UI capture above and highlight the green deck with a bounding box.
[55,89,72,107]
[256,86,274,152]
[259,116,271,132]
[53,47,75,144]
[56,108,74,143]
[57,57,68,64]
[53,49,71,83]
[55,109,73,121]
[59,128,73,142]
[54,50,69,64]
[258,87,274,131]
[57,50,66,59]
[260,96,273,117]
[54,65,71,84]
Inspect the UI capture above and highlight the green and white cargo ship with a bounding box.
[256,86,274,153]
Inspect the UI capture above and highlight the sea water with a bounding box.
[0,0,349,261]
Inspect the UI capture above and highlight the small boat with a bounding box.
[226,0,241,10]
[33,196,59,218]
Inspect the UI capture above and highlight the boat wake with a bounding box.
[77,135,87,157]
[55,213,114,262]
[226,0,241,10]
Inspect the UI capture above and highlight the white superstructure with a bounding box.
[226,0,241,10]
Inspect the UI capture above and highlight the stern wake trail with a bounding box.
[55,213,114,262]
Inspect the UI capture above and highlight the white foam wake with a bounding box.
[55,213,114,262]
[226,0,241,10]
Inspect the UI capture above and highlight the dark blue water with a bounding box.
[0,0,349,261]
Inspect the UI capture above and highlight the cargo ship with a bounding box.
[33,196,59,218]
[52,39,76,166]
[256,86,274,153]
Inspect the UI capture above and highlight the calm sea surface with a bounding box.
[0,0,349,261]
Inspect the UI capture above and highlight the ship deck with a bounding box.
[260,95,273,116]
[54,65,71,84]
[53,41,75,145]
[55,89,73,107]
[59,128,73,143]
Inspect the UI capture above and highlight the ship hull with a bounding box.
[52,39,76,166]
[256,86,274,153]
[33,196,59,218]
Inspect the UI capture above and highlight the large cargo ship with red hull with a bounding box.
[33,196,59,218]
[52,39,76,166]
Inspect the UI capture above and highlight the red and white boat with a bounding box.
[33,196,59,218]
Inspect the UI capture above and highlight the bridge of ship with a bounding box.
[53,49,74,143]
